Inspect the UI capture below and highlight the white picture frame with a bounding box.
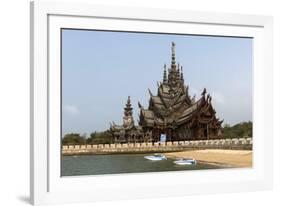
[30,1,273,205]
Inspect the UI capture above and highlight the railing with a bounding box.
[62,137,252,155]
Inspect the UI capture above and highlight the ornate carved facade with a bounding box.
[109,96,145,143]
[110,42,223,143]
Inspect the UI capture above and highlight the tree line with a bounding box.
[62,131,113,145]
[222,121,252,138]
[62,121,253,145]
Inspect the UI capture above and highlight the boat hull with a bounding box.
[144,154,167,161]
[173,159,196,165]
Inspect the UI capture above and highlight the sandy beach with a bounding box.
[165,149,252,168]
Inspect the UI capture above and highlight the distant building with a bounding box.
[110,42,223,143]
[109,96,145,143]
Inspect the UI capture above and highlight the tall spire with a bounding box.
[180,66,184,81]
[168,42,178,86]
[176,65,180,81]
[163,64,167,83]
[123,96,134,126]
[124,96,133,117]
[171,42,176,70]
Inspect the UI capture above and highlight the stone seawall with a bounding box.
[62,137,252,155]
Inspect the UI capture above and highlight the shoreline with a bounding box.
[62,147,251,156]
[63,148,252,168]
[164,149,252,168]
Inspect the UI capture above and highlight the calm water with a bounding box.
[62,154,224,176]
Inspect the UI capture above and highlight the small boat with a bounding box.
[144,154,167,161]
[173,158,197,165]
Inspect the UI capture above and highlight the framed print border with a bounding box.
[30,1,273,205]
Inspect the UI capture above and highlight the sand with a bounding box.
[165,149,252,168]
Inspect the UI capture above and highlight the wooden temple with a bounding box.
[110,42,223,143]
[110,96,145,143]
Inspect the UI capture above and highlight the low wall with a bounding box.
[62,137,252,155]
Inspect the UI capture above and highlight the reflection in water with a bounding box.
[62,154,224,176]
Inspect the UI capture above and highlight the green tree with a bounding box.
[222,121,252,138]
[62,133,85,145]
[86,130,113,144]
[223,123,230,128]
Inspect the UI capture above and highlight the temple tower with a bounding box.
[111,42,223,143]
[123,96,134,127]
[163,64,167,83]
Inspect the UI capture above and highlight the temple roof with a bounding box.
[140,87,222,128]
[139,42,222,129]
[110,42,223,139]
[141,109,155,119]
[176,97,204,124]
[140,95,204,127]
[151,96,163,105]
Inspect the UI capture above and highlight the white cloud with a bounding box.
[63,105,80,115]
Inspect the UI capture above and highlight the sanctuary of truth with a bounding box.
[110,42,223,143]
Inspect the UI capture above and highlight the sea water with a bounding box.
[61,153,224,176]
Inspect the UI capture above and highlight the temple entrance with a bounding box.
[160,133,167,142]
[204,128,208,139]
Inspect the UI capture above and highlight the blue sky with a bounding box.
[62,29,252,136]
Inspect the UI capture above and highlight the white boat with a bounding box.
[144,154,167,161]
[173,158,197,165]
